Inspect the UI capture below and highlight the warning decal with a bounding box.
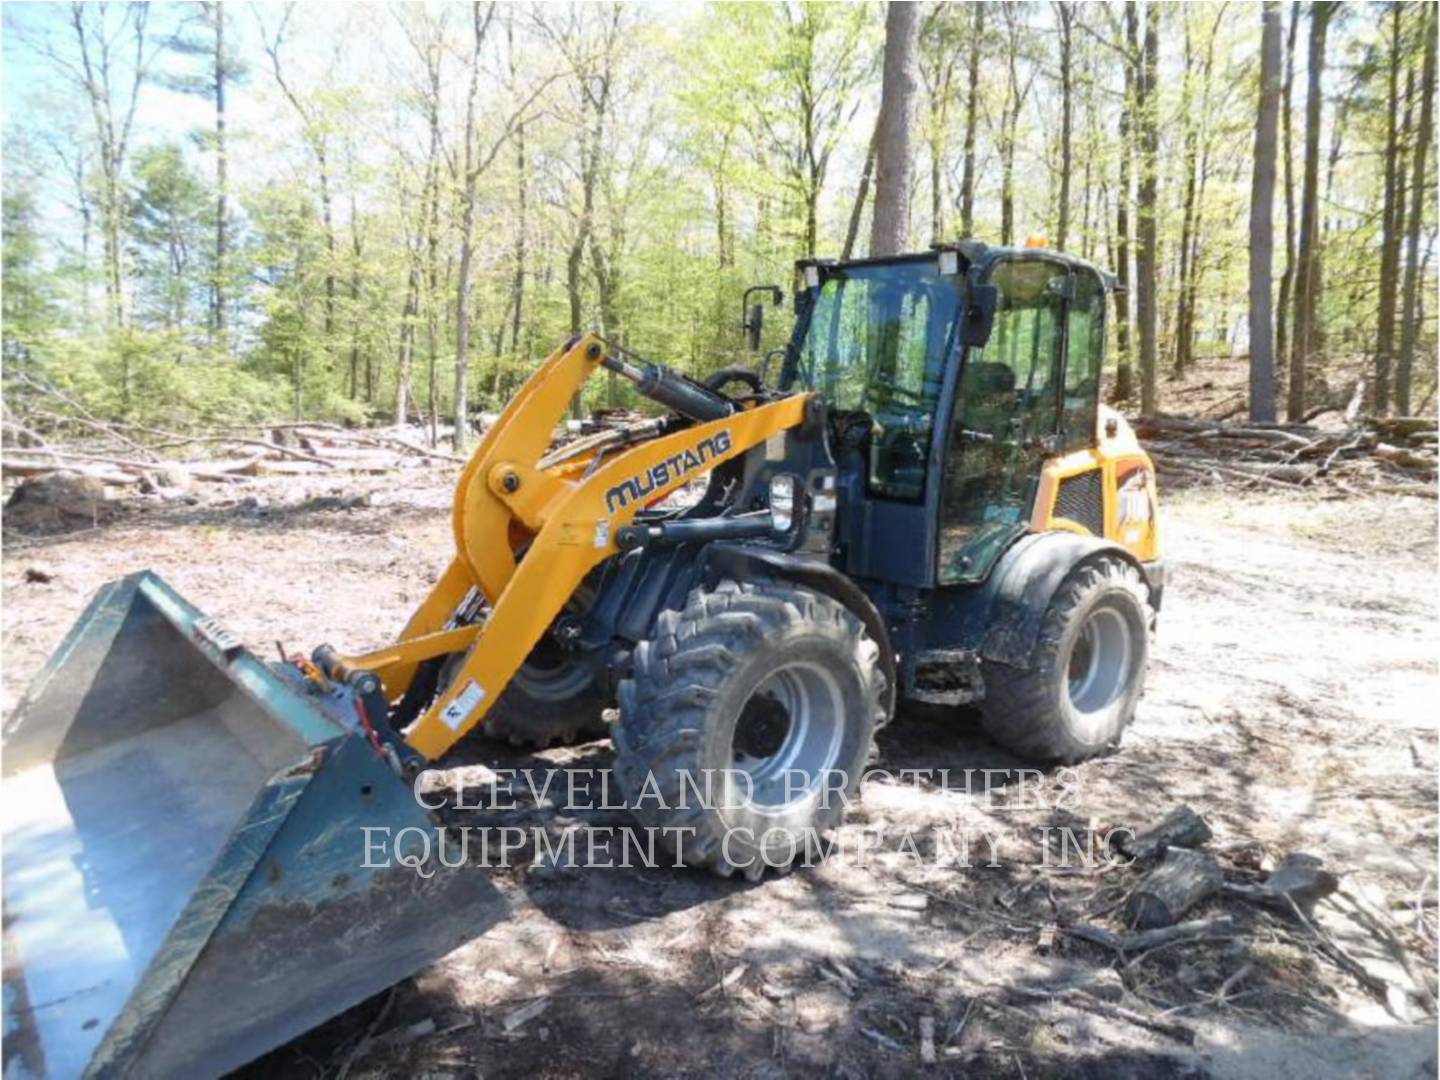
[441,679,487,730]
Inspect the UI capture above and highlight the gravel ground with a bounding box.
[3,471,1436,1079]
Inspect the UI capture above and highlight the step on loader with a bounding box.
[3,240,1165,1076]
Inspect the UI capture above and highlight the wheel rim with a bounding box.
[1066,606,1134,716]
[511,635,592,701]
[731,661,845,811]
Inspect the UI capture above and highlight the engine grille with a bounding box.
[1055,469,1104,535]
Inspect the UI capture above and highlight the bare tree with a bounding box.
[918,5,961,244]
[33,2,155,334]
[1374,3,1405,414]
[162,2,243,341]
[452,2,552,449]
[958,4,984,238]
[1172,4,1226,377]
[999,3,1037,246]
[1135,3,1160,416]
[260,4,339,342]
[212,5,229,339]
[1397,0,1437,416]
[453,2,499,451]
[869,0,921,257]
[1275,6,1300,379]
[1248,2,1282,422]
[1112,1,1138,402]
[1287,1,1335,421]
[1053,1,1074,250]
[841,126,877,260]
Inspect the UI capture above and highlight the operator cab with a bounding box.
[777,242,1112,590]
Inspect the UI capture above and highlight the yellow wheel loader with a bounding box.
[2,241,1165,1076]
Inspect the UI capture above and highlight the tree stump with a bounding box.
[1126,848,1222,929]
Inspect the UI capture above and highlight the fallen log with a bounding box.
[1373,444,1438,473]
[2,450,249,485]
[1369,416,1439,441]
[1063,914,1237,954]
[1116,805,1213,861]
[2,457,138,486]
[1126,848,1223,929]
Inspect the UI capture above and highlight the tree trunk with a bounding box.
[1248,2,1282,423]
[1287,2,1333,421]
[869,0,920,258]
[1374,4,1403,415]
[1054,2,1073,251]
[426,89,443,440]
[213,4,228,340]
[347,183,363,401]
[841,126,878,260]
[958,3,983,237]
[929,106,944,246]
[1397,1,1437,417]
[1001,99,1017,246]
[1174,16,1198,376]
[502,117,527,397]
[1276,6,1300,378]
[1113,2,1137,402]
[318,145,336,341]
[396,260,419,424]
[453,4,487,453]
[1136,6,1160,417]
[70,2,149,332]
[1127,849,1222,929]
[714,130,733,268]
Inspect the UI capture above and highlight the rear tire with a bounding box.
[437,635,609,750]
[613,578,887,880]
[479,646,610,749]
[979,556,1152,763]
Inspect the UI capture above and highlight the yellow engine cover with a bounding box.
[1029,405,1161,563]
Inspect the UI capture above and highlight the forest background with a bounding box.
[2,1,1436,448]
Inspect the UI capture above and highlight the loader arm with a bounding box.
[340,333,810,761]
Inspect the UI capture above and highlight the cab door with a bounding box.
[937,258,1070,584]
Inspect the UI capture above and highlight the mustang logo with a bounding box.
[604,430,733,514]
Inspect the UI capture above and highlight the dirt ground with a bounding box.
[3,467,1437,1079]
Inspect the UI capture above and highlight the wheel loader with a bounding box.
[1,239,1165,1076]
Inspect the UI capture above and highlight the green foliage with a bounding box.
[1,1,1434,430]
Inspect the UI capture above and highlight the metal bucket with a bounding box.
[2,572,506,1078]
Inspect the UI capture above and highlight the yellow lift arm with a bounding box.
[339,333,809,761]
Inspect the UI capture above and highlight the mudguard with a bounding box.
[701,543,898,721]
[975,531,1147,668]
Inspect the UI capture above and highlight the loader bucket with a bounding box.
[2,572,506,1078]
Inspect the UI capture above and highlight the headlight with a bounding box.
[769,473,796,532]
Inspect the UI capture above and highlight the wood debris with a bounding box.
[1126,848,1223,929]
[1134,414,1437,498]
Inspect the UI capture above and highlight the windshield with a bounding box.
[789,258,961,500]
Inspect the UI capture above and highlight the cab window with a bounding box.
[794,260,959,500]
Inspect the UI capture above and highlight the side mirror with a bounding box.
[745,303,765,352]
[962,284,999,348]
[741,284,784,352]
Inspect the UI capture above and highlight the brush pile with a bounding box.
[1134,414,1438,499]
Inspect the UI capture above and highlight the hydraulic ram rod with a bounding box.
[600,353,737,423]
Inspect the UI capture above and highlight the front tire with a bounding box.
[979,556,1152,763]
[613,578,887,880]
